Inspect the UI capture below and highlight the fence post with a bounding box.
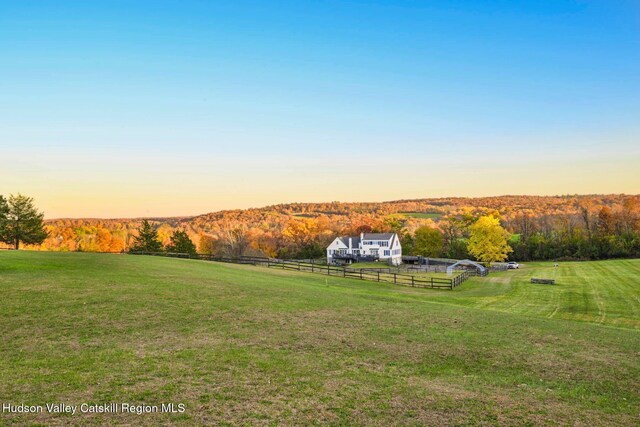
[136,252,464,291]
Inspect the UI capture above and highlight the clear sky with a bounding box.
[1,0,639,218]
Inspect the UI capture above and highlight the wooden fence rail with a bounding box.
[130,252,472,290]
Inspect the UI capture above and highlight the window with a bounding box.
[378,241,389,247]
[384,250,390,256]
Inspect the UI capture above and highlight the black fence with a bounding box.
[130,252,472,290]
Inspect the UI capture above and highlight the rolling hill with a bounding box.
[22,194,640,258]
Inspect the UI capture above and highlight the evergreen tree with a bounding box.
[129,220,163,253]
[0,195,8,230]
[0,196,9,247]
[166,229,197,254]
[0,194,48,250]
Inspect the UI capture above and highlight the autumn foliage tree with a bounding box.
[198,233,218,255]
[221,227,251,258]
[0,194,48,250]
[413,226,444,257]
[467,215,512,264]
[15,194,640,261]
[279,217,335,258]
[251,230,279,258]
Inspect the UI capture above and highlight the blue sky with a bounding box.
[1,1,639,217]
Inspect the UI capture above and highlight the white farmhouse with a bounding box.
[326,233,402,265]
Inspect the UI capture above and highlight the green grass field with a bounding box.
[1,252,639,425]
[439,260,640,329]
[346,262,452,279]
[398,212,442,219]
[344,262,392,269]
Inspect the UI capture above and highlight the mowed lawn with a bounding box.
[0,252,638,426]
[397,212,442,219]
[435,260,640,329]
[345,262,452,279]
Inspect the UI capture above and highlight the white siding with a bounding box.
[327,234,402,265]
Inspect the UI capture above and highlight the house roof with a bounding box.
[337,236,361,247]
[362,233,395,240]
[335,233,395,246]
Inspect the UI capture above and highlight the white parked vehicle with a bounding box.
[507,261,520,269]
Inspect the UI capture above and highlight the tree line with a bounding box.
[4,194,639,263]
[129,220,197,255]
[399,199,640,261]
[505,199,640,261]
[127,212,513,263]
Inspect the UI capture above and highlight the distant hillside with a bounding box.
[11,194,639,261]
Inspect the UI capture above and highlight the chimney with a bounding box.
[348,237,352,249]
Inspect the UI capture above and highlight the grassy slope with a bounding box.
[398,212,442,219]
[0,252,638,426]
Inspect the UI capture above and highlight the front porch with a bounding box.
[331,253,379,265]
